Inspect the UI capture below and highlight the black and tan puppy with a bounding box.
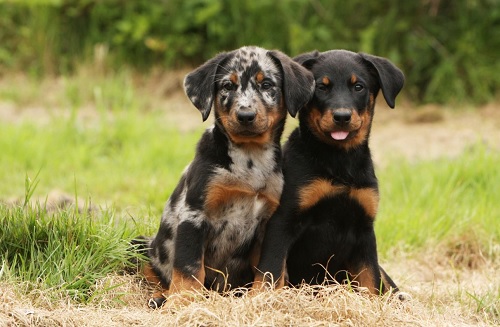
[255,50,404,295]
[140,46,314,307]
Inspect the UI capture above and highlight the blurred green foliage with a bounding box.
[0,0,499,104]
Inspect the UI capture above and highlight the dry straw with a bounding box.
[2,265,496,327]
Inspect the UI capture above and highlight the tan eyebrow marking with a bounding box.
[256,71,265,83]
[230,73,238,84]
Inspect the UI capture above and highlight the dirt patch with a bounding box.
[370,101,500,165]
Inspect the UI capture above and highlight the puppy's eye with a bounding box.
[316,84,328,91]
[354,83,364,92]
[261,81,273,90]
[223,82,235,91]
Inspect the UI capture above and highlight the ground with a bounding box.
[370,101,500,165]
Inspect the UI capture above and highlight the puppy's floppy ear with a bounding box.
[293,50,320,70]
[184,51,231,121]
[359,53,405,109]
[269,50,315,118]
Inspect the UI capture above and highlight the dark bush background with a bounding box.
[1,0,499,104]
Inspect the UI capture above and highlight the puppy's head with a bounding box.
[294,50,404,150]
[184,46,314,145]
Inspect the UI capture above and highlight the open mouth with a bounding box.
[330,130,350,141]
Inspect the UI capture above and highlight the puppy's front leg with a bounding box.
[169,220,207,295]
[346,229,383,295]
[254,206,299,290]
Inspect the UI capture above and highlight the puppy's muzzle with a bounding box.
[237,109,257,125]
[333,109,352,127]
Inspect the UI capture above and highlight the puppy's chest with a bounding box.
[204,147,283,223]
[297,178,379,220]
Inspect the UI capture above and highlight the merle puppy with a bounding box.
[255,50,405,296]
[139,46,314,307]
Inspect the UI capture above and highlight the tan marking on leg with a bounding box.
[143,264,169,307]
[252,272,264,292]
[276,260,287,289]
[298,178,347,211]
[252,259,287,291]
[197,255,206,283]
[352,266,378,295]
[143,263,164,286]
[169,260,205,295]
[165,257,205,306]
[349,187,379,219]
[250,246,261,273]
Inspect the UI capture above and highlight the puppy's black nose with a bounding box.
[237,111,256,124]
[333,111,352,125]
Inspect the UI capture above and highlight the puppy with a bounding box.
[255,50,405,295]
[140,46,314,307]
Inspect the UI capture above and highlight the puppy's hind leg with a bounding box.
[129,236,170,308]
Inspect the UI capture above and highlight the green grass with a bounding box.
[0,200,132,303]
[0,110,201,216]
[376,144,500,259]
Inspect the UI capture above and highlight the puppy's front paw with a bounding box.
[148,295,167,309]
[395,291,412,302]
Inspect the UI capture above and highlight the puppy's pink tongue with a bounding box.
[331,131,349,140]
